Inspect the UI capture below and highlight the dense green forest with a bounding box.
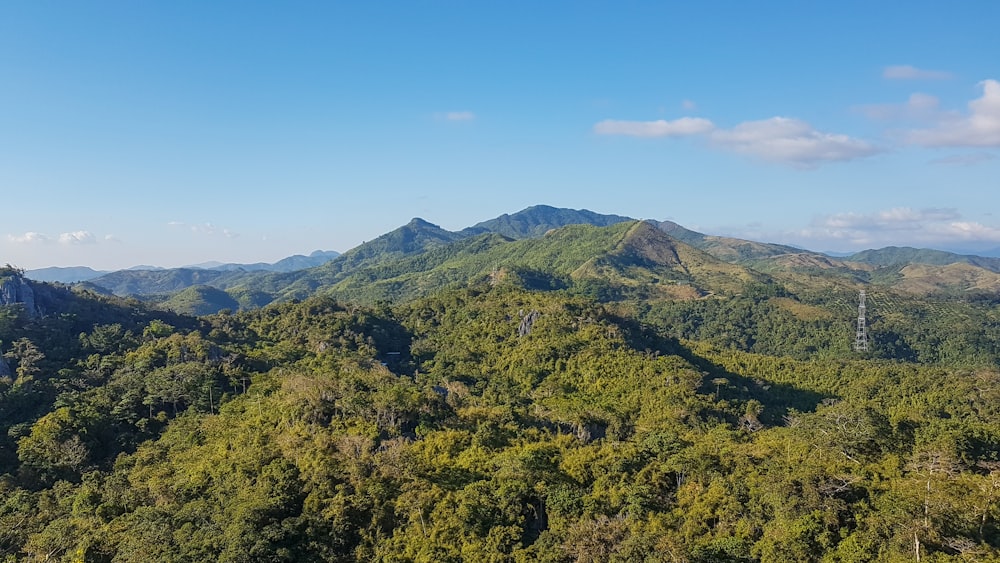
[5,252,1000,561]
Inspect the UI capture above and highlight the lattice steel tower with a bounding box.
[854,290,868,352]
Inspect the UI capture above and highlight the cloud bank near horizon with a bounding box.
[594,115,880,167]
[596,78,1000,167]
[718,207,1000,252]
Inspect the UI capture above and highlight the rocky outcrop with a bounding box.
[0,272,39,318]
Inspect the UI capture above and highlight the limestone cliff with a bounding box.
[0,269,39,318]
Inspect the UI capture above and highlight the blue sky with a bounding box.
[3,1,999,269]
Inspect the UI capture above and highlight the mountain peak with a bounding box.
[462,206,634,239]
[406,217,441,229]
[648,220,707,244]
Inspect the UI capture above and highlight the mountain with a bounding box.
[891,262,1000,294]
[650,219,706,245]
[171,209,637,305]
[461,204,633,239]
[646,223,1000,297]
[185,260,270,271]
[651,220,809,262]
[269,250,341,272]
[848,246,1000,273]
[981,246,1000,258]
[330,218,463,267]
[186,250,341,273]
[230,218,471,302]
[88,268,247,296]
[78,208,645,301]
[159,285,241,316]
[75,206,1000,313]
[10,220,1000,560]
[8,266,1000,560]
[319,221,764,305]
[25,266,109,283]
[86,252,342,298]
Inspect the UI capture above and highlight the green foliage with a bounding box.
[159,285,241,316]
[4,272,1000,560]
[461,204,633,239]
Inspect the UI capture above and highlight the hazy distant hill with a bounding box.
[37,251,339,293]
[269,250,341,272]
[187,250,340,273]
[86,252,341,297]
[848,246,1000,273]
[26,266,109,283]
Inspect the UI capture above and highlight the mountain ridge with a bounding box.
[54,205,1000,315]
[27,250,342,284]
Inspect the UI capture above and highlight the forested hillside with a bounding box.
[72,210,1000,329]
[4,257,1000,561]
[81,206,636,303]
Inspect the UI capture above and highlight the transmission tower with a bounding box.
[854,290,868,352]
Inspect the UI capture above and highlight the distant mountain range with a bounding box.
[846,246,1000,273]
[184,250,342,273]
[20,204,1000,315]
[24,266,111,284]
[26,250,340,283]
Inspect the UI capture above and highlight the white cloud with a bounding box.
[786,207,1000,249]
[883,65,953,80]
[594,117,714,137]
[819,207,960,231]
[172,221,239,239]
[437,111,475,121]
[58,231,97,245]
[708,117,881,166]
[595,113,879,167]
[930,152,997,166]
[899,208,962,222]
[906,80,1000,147]
[908,92,941,112]
[935,221,1000,241]
[191,223,217,235]
[8,230,114,246]
[7,232,50,244]
[857,93,943,121]
[681,99,697,111]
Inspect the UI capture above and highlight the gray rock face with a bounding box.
[0,274,38,318]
